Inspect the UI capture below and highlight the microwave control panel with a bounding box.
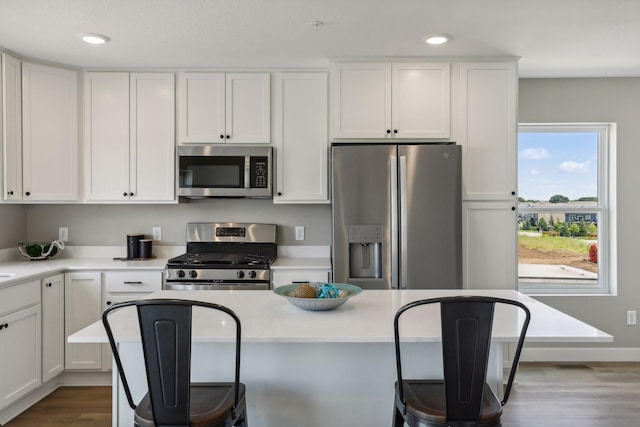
[250,156,269,188]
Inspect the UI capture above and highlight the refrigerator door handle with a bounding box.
[399,155,408,289]
[390,155,399,289]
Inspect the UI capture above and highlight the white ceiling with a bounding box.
[1,0,638,77]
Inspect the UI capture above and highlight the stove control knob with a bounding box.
[188,270,198,279]
[176,270,186,278]
[236,270,245,279]
[248,270,257,279]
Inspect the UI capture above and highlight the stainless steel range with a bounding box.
[164,223,277,290]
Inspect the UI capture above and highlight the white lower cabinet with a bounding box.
[272,269,331,288]
[462,202,517,290]
[42,274,64,382]
[0,280,42,411]
[64,272,103,370]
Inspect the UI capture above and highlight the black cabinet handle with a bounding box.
[0,323,8,330]
[124,281,143,284]
[393,129,398,134]
[46,283,52,287]
[25,191,30,196]
[386,129,391,134]
[8,191,13,195]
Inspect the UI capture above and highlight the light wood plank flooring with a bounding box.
[4,363,640,426]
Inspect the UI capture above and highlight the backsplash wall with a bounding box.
[0,204,27,249]
[25,200,331,247]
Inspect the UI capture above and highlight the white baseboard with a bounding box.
[521,347,640,362]
[0,378,61,425]
[61,370,112,386]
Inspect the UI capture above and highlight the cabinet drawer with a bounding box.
[0,280,41,316]
[103,271,162,293]
[272,270,330,288]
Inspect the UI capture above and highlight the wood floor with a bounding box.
[4,363,640,426]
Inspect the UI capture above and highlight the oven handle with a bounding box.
[164,282,270,291]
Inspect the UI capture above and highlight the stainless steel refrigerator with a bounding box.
[332,144,461,289]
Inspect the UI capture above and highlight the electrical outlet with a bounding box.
[627,310,637,326]
[152,227,162,242]
[295,226,305,241]
[58,227,68,242]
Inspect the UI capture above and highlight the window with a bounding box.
[517,124,615,294]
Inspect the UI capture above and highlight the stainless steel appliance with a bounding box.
[164,223,277,290]
[177,145,272,198]
[332,144,461,289]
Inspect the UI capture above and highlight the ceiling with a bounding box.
[0,0,638,78]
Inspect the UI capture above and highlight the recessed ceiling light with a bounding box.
[77,33,111,45]
[422,34,451,45]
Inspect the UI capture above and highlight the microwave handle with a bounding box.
[244,156,251,189]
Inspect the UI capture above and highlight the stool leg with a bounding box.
[393,403,405,427]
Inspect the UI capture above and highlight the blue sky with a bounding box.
[518,132,598,201]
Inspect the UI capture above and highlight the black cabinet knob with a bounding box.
[511,191,516,196]
[25,191,30,196]
[46,283,52,287]
[277,192,282,196]
[386,129,391,134]
[511,206,516,211]
[226,135,230,139]
[129,192,134,196]
[393,129,398,134]
[220,135,224,139]
[123,192,128,196]
[8,191,13,195]
[106,301,112,306]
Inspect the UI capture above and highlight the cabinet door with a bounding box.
[273,73,329,204]
[22,62,78,201]
[65,272,102,370]
[84,72,131,201]
[1,53,22,201]
[458,62,517,200]
[272,270,331,288]
[226,73,270,143]
[463,201,517,290]
[391,62,450,139]
[0,304,41,410]
[179,72,226,143]
[42,274,65,383]
[330,62,391,139]
[130,73,175,201]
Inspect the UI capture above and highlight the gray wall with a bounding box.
[520,77,640,348]
[25,200,331,246]
[0,204,26,249]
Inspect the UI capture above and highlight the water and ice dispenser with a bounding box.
[348,225,382,279]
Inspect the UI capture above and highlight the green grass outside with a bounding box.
[518,232,593,255]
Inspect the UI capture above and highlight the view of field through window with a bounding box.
[518,129,600,287]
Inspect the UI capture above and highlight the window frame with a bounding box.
[517,123,615,295]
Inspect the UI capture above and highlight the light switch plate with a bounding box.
[295,226,305,241]
[59,227,68,242]
[152,227,162,242]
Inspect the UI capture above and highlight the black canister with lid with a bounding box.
[139,239,153,259]
[127,234,144,259]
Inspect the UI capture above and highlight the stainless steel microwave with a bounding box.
[177,145,272,198]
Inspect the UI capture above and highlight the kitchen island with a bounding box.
[70,289,612,427]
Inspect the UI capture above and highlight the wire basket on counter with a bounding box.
[18,240,65,260]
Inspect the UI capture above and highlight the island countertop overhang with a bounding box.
[69,289,613,345]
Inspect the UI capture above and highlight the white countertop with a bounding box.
[69,289,612,345]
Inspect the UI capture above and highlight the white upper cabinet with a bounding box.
[273,72,329,204]
[22,62,78,201]
[179,72,270,144]
[1,53,22,202]
[458,61,517,201]
[84,72,175,202]
[330,62,450,140]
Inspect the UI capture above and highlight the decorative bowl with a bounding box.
[273,283,362,311]
[18,240,65,260]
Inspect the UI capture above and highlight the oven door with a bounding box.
[177,145,272,198]
[163,281,270,291]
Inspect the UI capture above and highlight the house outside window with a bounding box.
[517,124,616,294]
